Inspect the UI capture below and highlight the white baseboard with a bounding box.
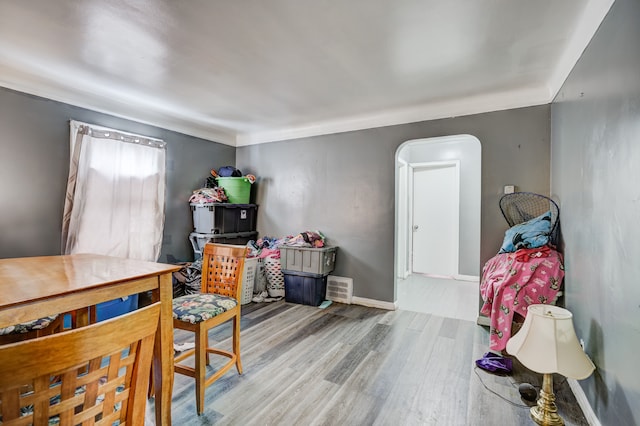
[568,379,600,426]
[455,274,479,282]
[351,296,396,311]
[396,270,410,280]
[476,314,490,327]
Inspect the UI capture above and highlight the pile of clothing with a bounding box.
[247,236,288,259]
[480,211,565,352]
[189,187,227,204]
[246,230,327,303]
[246,230,326,257]
[171,258,203,297]
[283,230,325,248]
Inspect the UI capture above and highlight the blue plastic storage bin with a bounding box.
[62,294,138,328]
[96,294,139,322]
[284,272,327,307]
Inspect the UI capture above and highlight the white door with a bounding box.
[411,162,459,276]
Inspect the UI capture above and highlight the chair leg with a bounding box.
[233,311,242,374]
[205,335,211,366]
[195,324,208,415]
[148,366,155,399]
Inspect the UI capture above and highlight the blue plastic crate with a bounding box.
[284,272,327,307]
[64,294,139,328]
[96,294,139,322]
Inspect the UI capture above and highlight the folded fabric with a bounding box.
[218,166,242,177]
[513,245,551,262]
[499,211,552,253]
[475,352,513,374]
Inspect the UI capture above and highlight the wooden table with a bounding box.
[0,254,181,426]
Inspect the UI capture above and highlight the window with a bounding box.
[62,121,166,261]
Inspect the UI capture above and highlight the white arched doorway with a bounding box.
[394,135,481,320]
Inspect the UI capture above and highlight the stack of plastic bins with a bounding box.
[280,246,338,306]
[189,203,258,259]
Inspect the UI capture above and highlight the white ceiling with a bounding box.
[0,1,613,146]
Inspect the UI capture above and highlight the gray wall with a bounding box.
[238,105,551,302]
[551,0,640,423]
[0,87,235,262]
[1,87,552,305]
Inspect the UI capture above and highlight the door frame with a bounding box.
[393,134,481,304]
[396,158,410,279]
[408,160,460,276]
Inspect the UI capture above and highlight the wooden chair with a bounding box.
[172,243,247,415]
[0,303,160,426]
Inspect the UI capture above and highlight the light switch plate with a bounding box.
[504,185,516,194]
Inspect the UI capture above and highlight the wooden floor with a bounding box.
[147,301,589,425]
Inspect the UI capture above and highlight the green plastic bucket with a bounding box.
[218,177,251,204]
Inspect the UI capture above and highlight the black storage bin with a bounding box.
[284,272,328,307]
[191,203,258,234]
[209,232,257,245]
[190,231,258,259]
[235,205,258,232]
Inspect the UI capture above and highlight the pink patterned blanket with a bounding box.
[480,246,564,351]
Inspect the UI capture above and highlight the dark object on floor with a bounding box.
[518,382,538,402]
[475,352,513,374]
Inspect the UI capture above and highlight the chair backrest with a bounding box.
[0,303,160,426]
[201,243,248,300]
[499,192,560,245]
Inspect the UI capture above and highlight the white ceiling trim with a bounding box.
[236,85,551,146]
[0,72,238,147]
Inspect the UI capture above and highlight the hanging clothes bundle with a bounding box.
[480,192,565,351]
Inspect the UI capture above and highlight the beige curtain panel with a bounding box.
[62,121,166,261]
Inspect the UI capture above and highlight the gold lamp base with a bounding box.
[530,373,564,426]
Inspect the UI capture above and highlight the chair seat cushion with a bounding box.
[0,315,59,335]
[173,294,238,324]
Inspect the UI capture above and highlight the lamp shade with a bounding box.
[506,305,595,380]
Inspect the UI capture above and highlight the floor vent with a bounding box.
[326,275,353,304]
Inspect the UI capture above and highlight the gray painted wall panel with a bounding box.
[238,105,551,302]
[0,87,235,262]
[1,80,551,307]
[551,0,640,423]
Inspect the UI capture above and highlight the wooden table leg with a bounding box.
[153,272,174,426]
[71,307,90,328]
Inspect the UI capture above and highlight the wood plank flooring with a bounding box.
[147,301,589,425]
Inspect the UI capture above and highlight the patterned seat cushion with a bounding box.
[173,294,237,324]
[0,315,59,335]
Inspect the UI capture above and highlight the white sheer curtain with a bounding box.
[62,121,166,261]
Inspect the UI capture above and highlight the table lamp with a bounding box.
[506,304,595,426]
